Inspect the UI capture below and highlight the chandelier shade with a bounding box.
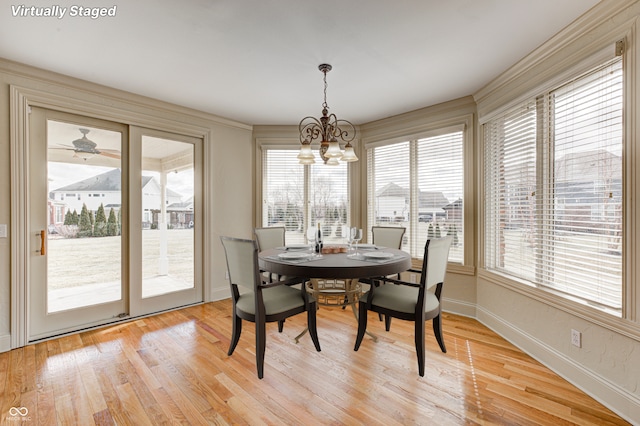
[299,64,358,164]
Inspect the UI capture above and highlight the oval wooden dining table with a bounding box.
[258,246,412,342]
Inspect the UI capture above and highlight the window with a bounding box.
[367,130,465,262]
[262,149,350,244]
[484,56,623,316]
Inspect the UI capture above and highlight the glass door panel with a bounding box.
[29,108,127,341]
[47,120,124,312]
[141,135,195,298]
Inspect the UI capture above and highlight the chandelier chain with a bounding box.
[322,68,329,110]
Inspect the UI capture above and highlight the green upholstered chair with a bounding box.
[254,226,287,284]
[221,236,321,379]
[354,236,452,376]
[368,226,406,321]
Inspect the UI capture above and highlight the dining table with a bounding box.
[258,244,412,342]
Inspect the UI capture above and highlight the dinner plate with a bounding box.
[278,251,313,260]
[362,251,395,259]
[357,244,377,250]
[285,244,309,250]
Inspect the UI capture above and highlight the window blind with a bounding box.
[367,141,411,249]
[262,148,350,245]
[416,132,464,261]
[262,149,305,244]
[484,56,623,314]
[367,131,464,261]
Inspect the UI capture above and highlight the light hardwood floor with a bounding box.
[0,299,631,425]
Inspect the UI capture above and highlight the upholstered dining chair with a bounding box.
[371,226,406,252]
[221,236,321,379]
[367,226,406,321]
[354,236,452,376]
[254,226,285,252]
[254,226,286,282]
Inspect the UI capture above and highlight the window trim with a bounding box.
[362,114,476,275]
[478,34,639,332]
[255,137,359,239]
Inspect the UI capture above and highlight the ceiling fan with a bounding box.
[50,128,121,160]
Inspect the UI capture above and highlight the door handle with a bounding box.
[36,230,46,256]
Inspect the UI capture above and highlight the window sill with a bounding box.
[478,268,640,342]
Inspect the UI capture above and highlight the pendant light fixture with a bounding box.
[298,64,358,165]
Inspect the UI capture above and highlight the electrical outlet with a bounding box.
[225,271,229,280]
[0,224,6,238]
[410,274,417,283]
[571,329,582,348]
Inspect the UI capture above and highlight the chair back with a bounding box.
[254,227,286,251]
[372,226,406,249]
[421,236,453,290]
[221,236,260,291]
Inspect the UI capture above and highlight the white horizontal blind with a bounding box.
[416,132,464,261]
[367,142,411,250]
[309,161,349,244]
[367,132,465,261]
[484,100,538,280]
[484,56,623,314]
[262,148,351,245]
[541,58,623,310]
[262,149,305,244]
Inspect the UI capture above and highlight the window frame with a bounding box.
[362,115,475,275]
[479,41,636,324]
[256,138,356,245]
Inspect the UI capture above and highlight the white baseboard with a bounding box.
[442,297,476,318]
[210,286,230,302]
[0,333,11,353]
[477,306,640,425]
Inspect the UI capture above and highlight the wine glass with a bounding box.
[306,227,316,253]
[343,225,354,253]
[351,227,363,256]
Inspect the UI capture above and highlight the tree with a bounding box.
[107,208,118,236]
[63,210,73,225]
[427,223,435,239]
[94,204,107,237]
[71,210,79,225]
[78,204,93,237]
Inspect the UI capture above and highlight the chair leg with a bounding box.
[278,319,285,333]
[415,317,426,377]
[354,302,368,351]
[384,315,392,331]
[256,320,266,379]
[307,301,321,352]
[378,313,383,322]
[432,314,447,353]
[228,315,242,356]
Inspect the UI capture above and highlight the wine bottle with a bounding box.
[316,222,323,253]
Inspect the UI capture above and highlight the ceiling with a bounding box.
[1,0,600,126]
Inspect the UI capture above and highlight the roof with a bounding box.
[51,168,182,198]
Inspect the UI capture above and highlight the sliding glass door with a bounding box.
[28,109,202,341]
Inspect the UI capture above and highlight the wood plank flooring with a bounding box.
[0,299,631,425]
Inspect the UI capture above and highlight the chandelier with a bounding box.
[298,64,358,165]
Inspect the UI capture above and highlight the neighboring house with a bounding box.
[375,182,451,222]
[418,191,449,222]
[502,149,623,233]
[375,182,408,221]
[49,168,189,229]
[555,149,622,233]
